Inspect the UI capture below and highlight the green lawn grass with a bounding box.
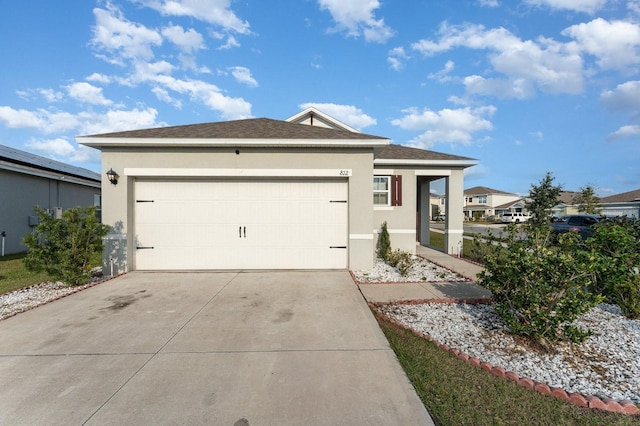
[0,253,52,295]
[376,312,638,426]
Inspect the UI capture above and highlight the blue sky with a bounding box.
[1,0,640,196]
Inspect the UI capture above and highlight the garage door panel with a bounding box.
[134,179,348,270]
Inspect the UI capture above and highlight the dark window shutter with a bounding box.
[391,175,402,206]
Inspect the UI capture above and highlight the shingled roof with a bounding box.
[464,186,514,196]
[81,118,387,141]
[601,188,640,203]
[374,144,475,162]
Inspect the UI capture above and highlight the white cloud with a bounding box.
[217,35,240,50]
[317,0,394,43]
[477,0,500,6]
[299,102,377,130]
[91,5,162,63]
[387,46,408,70]
[607,124,640,141]
[601,80,640,111]
[86,73,112,84]
[26,138,99,163]
[161,24,204,53]
[66,82,113,106]
[0,105,162,136]
[428,60,456,82]
[151,74,251,119]
[229,66,258,87]
[563,18,640,71]
[524,0,609,14]
[391,105,496,148]
[411,23,584,98]
[135,0,250,34]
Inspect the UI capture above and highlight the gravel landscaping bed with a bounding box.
[357,257,639,406]
[352,257,467,283]
[380,302,640,404]
[0,281,96,320]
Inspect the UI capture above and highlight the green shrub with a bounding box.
[586,217,640,319]
[387,249,415,276]
[377,221,391,261]
[23,206,110,286]
[477,226,603,345]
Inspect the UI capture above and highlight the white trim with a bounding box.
[350,234,374,240]
[79,137,389,149]
[373,229,416,234]
[414,170,452,176]
[374,159,478,167]
[373,168,394,174]
[124,168,352,178]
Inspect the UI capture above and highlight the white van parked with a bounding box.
[500,212,530,223]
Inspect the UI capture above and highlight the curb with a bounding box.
[371,300,640,416]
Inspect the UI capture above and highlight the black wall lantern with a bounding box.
[106,168,119,185]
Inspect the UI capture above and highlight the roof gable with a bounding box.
[286,107,360,133]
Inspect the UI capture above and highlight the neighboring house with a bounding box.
[599,189,640,218]
[462,186,520,219]
[494,198,528,217]
[550,191,581,217]
[0,144,101,255]
[77,108,477,274]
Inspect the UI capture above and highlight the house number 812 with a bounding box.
[339,170,349,176]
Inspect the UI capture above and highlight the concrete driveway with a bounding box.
[0,271,432,425]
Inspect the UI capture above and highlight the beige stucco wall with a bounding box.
[100,147,375,272]
[372,168,417,255]
[372,166,467,257]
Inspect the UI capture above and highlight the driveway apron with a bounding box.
[0,271,432,425]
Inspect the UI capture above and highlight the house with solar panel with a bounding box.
[0,145,101,255]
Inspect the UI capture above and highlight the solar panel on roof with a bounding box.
[0,144,100,181]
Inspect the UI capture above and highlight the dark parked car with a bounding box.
[550,214,602,240]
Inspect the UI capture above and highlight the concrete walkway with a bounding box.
[0,271,432,425]
[357,245,492,304]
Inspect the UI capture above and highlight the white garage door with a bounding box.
[134,179,348,270]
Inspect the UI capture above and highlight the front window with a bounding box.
[373,176,390,206]
[478,195,487,204]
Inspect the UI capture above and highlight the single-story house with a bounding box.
[0,144,101,255]
[77,108,477,274]
[599,189,640,218]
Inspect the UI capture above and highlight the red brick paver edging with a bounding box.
[371,299,640,416]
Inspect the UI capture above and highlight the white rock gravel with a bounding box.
[380,302,640,404]
[353,257,467,283]
[0,281,96,320]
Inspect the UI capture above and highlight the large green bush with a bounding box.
[23,206,110,285]
[477,226,603,345]
[586,217,640,319]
